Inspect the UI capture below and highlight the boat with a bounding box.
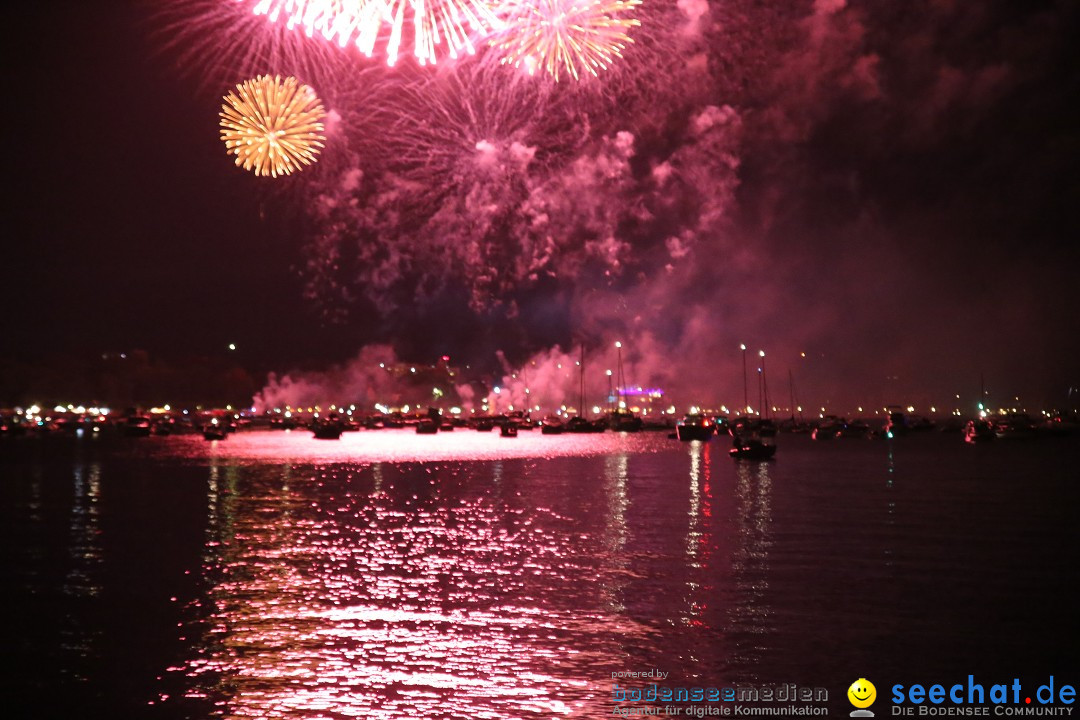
[608,409,643,432]
[883,407,909,438]
[415,418,439,434]
[994,413,1037,440]
[505,411,535,430]
[0,416,29,436]
[730,440,777,460]
[779,370,813,433]
[500,422,518,437]
[382,413,406,429]
[964,419,996,444]
[565,416,606,433]
[811,416,844,440]
[202,419,228,440]
[1040,412,1079,437]
[540,416,565,435]
[473,417,496,432]
[121,415,152,438]
[312,413,344,440]
[312,423,343,439]
[838,419,873,439]
[728,416,777,460]
[563,346,606,435]
[675,414,715,441]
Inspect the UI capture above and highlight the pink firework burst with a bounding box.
[243,0,503,67]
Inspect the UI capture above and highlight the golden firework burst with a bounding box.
[220,74,326,178]
[492,0,642,82]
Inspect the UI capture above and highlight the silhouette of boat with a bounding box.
[675,414,715,441]
[964,419,996,444]
[203,419,228,440]
[312,424,343,439]
[812,416,844,440]
[994,413,1038,440]
[728,416,776,460]
[608,409,643,432]
[416,418,439,434]
[121,415,152,438]
[884,407,910,437]
[473,417,496,432]
[566,416,606,433]
[541,417,565,435]
[730,441,777,460]
[500,422,518,437]
[417,407,443,434]
[838,419,872,439]
[312,413,344,440]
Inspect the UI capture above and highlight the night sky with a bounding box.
[4,0,1078,411]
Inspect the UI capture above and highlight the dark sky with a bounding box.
[4,0,1079,410]
[5,1,354,370]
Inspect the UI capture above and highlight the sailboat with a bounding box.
[729,349,777,459]
[608,341,643,431]
[567,345,606,433]
[779,368,812,433]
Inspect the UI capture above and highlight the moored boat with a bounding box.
[811,416,844,440]
[964,419,996,444]
[121,415,152,438]
[415,418,439,434]
[838,419,873,439]
[565,416,606,433]
[884,407,909,438]
[728,416,777,460]
[729,440,777,460]
[473,417,496,432]
[540,417,565,435]
[203,419,228,440]
[994,413,1037,440]
[675,414,715,441]
[312,413,344,440]
[608,409,643,432]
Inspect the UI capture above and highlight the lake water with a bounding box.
[2,429,1077,718]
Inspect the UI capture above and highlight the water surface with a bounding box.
[2,430,1076,717]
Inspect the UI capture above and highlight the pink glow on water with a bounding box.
[161,427,675,463]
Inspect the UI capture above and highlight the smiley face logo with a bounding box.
[848,679,877,716]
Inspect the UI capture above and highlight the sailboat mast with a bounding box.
[762,352,770,420]
[579,345,586,417]
[788,368,796,421]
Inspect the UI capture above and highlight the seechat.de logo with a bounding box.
[849,678,877,717]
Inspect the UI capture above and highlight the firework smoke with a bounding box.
[156,1,1080,410]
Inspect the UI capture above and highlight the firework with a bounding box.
[220,74,327,177]
[245,0,503,67]
[158,0,358,90]
[492,0,642,82]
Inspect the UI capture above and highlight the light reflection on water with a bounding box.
[159,433,782,717]
[179,448,649,717]
[3,432,1078,718]
[160,427,675,465]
